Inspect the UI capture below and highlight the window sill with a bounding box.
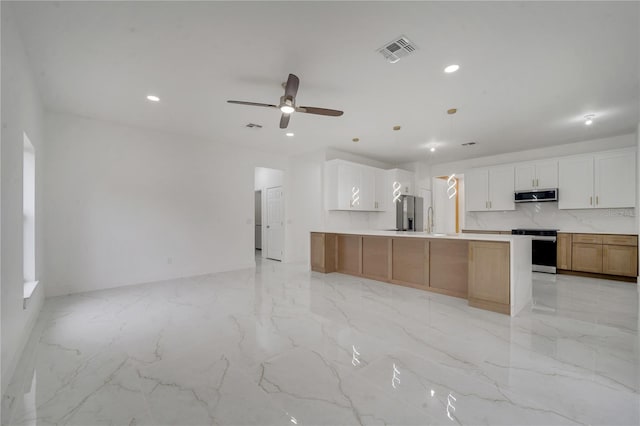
[23,281,39,309]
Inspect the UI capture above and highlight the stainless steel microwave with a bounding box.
[514,188,558,203]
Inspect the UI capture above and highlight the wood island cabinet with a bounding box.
[362,236,391,281]
[337,234,362,275]
[310,232,526,316]
[310,232,336,273]
[430,240,468,298]
[391,238,429,288]
[468,241,510,314]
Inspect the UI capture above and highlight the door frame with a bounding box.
[264,185,285,261]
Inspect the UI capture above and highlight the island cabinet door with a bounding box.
[391,238,429,288]
[310,233,337,273]
[362,236,391,281]
[337,234,362,275]
[468,241,510,315]
[429,240,468,298]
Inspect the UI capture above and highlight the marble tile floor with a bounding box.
[2,256,639,426]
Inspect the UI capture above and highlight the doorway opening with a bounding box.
[254,167,284,261]
[433,174,465,233]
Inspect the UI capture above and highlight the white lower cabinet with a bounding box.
[466,166,515,212]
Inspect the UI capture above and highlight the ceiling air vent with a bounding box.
[377,35,418,63]
[245,123,263,128]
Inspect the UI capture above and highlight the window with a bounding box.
[23,133,37,302]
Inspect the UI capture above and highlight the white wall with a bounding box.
[44,112,289,297]
[429,134,636,177]
[285,149,395,264]
[1,4,46,395]
[254,167,283,191]
[427,134,638,233]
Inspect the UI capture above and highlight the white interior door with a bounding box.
[266,186,284,261]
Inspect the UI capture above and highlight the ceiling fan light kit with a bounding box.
[227,73,344,129]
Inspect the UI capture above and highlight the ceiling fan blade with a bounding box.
[284,74,300,100]
[297,106,344,117]
[227,100,277,108]
[279,113,291,129]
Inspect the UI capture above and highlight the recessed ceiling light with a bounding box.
[430,147,436,152]
[146,95,160,102]
[286,132,294,137]
[584,114,595,125]
[444,64,460,73]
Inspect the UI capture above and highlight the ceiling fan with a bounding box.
[227,73,344,129]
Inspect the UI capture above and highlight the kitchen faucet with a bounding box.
[427,206,434,233]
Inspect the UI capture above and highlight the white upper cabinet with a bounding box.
[595,151,636,208]
[373,168,387,211]
[358,166,376,211]
[514,160,558,191]
[325,160,364,210]
[489,165,516,211]
[558,156,593,209]
[465,168,489,211]
[514,164,535,191]
[558,149,636,209]
[380,168,415,209]
[387,169,414,197]
[324,160,412,212]
[465,166,514,211]
[535,161,559,189]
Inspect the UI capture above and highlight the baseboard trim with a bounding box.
[46,261,258,298]
[557,269,636,283]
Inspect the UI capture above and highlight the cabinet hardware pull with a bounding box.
[590,196,592,205]
[536,178,539,187]
[532,179,534,187]
[596,196,598,205]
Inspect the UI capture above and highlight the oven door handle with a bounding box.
[531,236,557,242]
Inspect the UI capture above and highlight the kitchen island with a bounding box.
[310,230,532,316]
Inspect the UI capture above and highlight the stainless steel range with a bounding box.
[512,229,558,273]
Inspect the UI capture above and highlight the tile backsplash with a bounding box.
[465,202,637,234]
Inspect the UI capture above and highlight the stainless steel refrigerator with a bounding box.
[396,195,424,231]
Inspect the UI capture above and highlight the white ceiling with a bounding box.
[9,1,640,163]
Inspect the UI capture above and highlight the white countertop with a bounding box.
[312,229,532,242]
[464,229,637,236]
